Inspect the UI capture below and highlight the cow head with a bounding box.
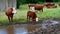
[12,7,17,14]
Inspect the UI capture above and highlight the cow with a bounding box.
[44,2,50,7]
[49,3,55,6]
[59,3,60,6]
[46,5,57,8]
[28,4,36,9]
[28,4,44,12]
[27,10,38,22]
[44,3,55,8]
[44,3,55,6]
[5,7,16,22]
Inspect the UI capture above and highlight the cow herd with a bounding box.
[5,2,60,22]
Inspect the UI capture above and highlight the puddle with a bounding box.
[0,24,41,34]
[0,29,7,34]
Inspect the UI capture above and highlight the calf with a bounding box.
[5,7,16,22]
[27,10,38,22]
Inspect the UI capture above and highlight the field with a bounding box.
[0,4,60,23]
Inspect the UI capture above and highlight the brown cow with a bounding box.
[49,3,55,6]
[44,2,50,7]
[28,4,44,12]
[45,3,55,6]
[44,3,55,8]
[59,3,60,6]
[28,4,36,9]
[46,5,57,8]
[5,7,15,22]
[27,10,38,22]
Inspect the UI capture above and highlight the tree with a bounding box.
[17,0,20,9]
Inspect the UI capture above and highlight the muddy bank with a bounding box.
[0,18,60,26]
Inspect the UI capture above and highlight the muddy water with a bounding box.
[0,19,60,34]
[0,24,41,34]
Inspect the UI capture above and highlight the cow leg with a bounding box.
[42,9,43,12]
[27,16,28,23]
[40,9,43,12]
[27,15,28,20]
[27,16,30,24]
[8,16,10,22]
[27,15,29,22]
[27,15,30,21]
[32,18,36,24]
[11,15,13,22]
[28,17,30,21]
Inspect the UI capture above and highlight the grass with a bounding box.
[0,4,60,23]
[37,7,60,18]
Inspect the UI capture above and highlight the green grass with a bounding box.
[37,7,60,18]
[0,4,60,23]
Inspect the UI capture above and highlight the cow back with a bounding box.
[27,11,37,19]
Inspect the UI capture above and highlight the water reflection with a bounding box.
[27,25,40,33]
[6,26,14,34]
[0,24,40,34]
[0,29,7,34]
[14,26,28,34]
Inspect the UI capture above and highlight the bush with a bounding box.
[16,0,59,9]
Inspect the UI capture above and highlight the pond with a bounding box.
[0,18,60,34]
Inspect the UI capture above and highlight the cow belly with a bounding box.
[6,13,13,16]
